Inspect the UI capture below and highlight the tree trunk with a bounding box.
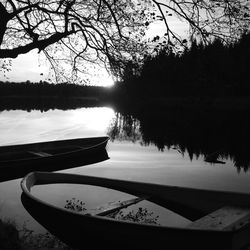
[0,3,9,48]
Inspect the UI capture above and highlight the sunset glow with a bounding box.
[0,50,114,87]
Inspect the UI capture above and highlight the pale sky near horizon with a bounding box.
[0,16,188,86]
[0,50,115,87]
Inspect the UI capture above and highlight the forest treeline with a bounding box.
[0,81,114,111]
[0,80,110,99]
[1,32,250,103]
[118,32,250,99]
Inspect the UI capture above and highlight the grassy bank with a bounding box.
[0,218,71,250]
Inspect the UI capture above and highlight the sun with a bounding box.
[93,69,115,87]
[101,75,115,87]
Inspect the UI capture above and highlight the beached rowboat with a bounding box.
[21,171,250,250]
[0,137,109,182]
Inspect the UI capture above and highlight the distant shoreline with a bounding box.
[1,95,250,112]
[1,81,250,111]
[0,95,100,101]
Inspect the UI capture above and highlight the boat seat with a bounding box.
[188,206,250,231]
[28,151,52,157]
[86,196,148,216]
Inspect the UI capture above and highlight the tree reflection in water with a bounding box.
[64,198,159,225]
[107,107,250,172]
[108,113,142,142]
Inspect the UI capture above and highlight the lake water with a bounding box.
[1,106,250,235]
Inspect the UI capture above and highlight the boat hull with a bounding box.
[0,137,109,182]
[21,192,235,250]
[21,172,250,250]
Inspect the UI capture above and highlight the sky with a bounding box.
[0,50,115,87]
[0,14,188,87]
[0,50,49,82]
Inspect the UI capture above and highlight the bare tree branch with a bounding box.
[0,0,249,82]
[0,30,75,58]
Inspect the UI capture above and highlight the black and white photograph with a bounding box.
[0,1,250,249]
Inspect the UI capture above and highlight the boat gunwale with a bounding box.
[0,136,109,164]
[21,172,161,229]
[20,171,250,233]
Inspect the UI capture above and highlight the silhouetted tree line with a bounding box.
[0,81,115,111]
[118,32,250,99]
[0,80,111,98]
[108,107,250,172]
[0,96,107,112]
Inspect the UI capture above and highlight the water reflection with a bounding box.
[108,113,141,142]
[1,102,250,243]
[108,108,250,172]
[1,101,250,172]
[0,107,115,146]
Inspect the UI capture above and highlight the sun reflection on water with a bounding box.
[71,107,115,131]
[0,107,116,145]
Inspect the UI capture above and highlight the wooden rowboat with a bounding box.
[0,137,109,182]
[21,171,250,250]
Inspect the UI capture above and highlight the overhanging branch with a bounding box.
[0,31,75,58]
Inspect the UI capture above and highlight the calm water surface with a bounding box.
[1,107,250,233]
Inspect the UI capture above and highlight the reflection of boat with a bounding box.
[204,150,226,164]
[21,171,250,250]
[0,137,109,182]
[205,158,226,164]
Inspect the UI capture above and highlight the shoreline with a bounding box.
[1,95,250,111]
